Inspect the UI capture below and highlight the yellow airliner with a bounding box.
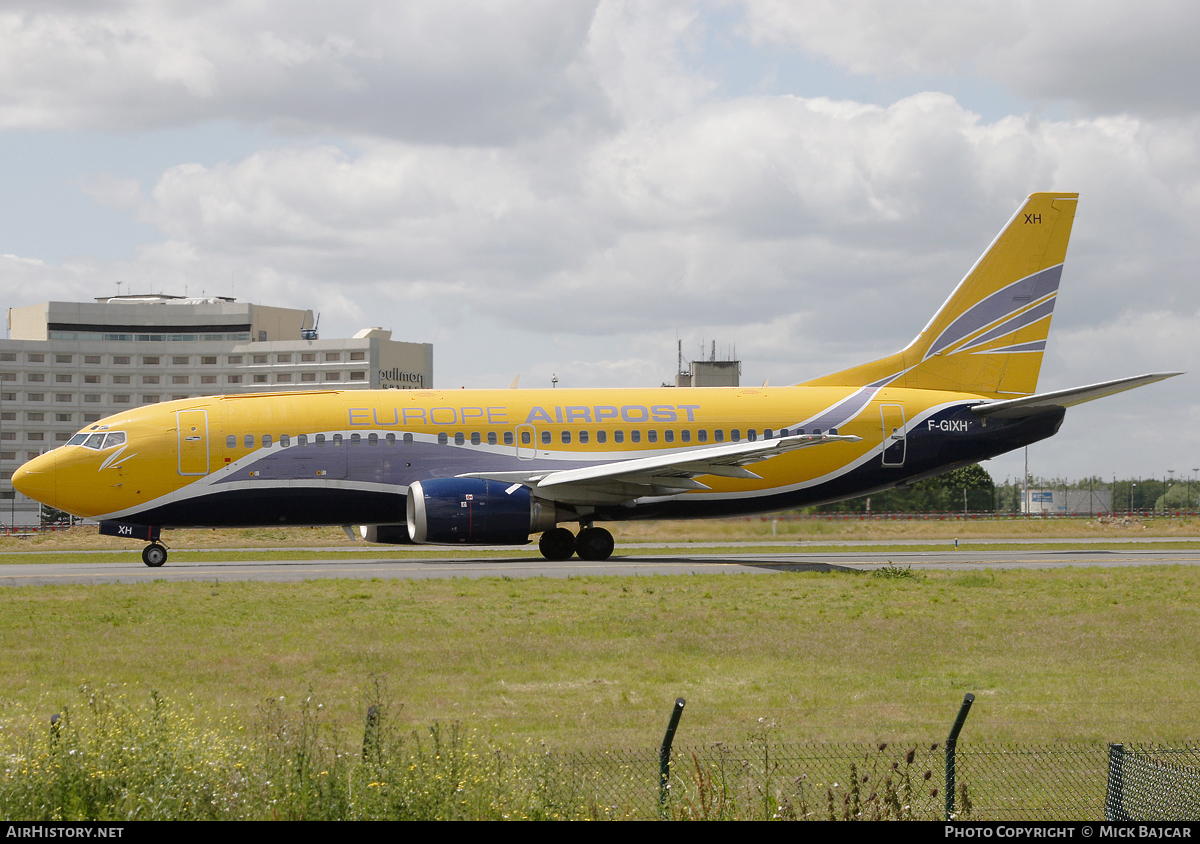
[12,193,1180,566]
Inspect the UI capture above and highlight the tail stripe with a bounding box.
[924,265,1062,359]
[959,297,1056,352]
[971,340,1047,355]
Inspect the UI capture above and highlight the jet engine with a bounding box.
[407,478,561,544]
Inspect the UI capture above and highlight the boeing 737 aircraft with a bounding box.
[12,193,1180,566]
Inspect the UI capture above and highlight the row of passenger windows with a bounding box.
[226,427,836,450]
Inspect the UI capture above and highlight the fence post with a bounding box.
[945,692,975,820]
[659,697,686,814]
[1105,743,1131,821]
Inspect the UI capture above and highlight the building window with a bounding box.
[55,374,71,383]
[0,412,12,421]
[55,354,72,364]
[172,375,188,384]
[55,394,72,403]
[113,395,130,403]
[0,374,13,382]
[253,374,268,383]
[2,392,16,401]
[143,376,160,385]
[27,393,43,402]
[0,452,13,460]
[228,356,243,364]
[142,396,160,404]
[113,356,130,365]
[84,355,101,364]
[83,413,101,422]
[350,351,366,361]
[201,356,217,365]
[172,395,187,401]
[325,352,340,361]
[253,355,268,364]
[27,433,44,441]
[84,395,100,403]
[301,373,316,382]
[84,374,100,384]
[350,371,366,381]
[227,375,242,384]
[324,372,340,381]
[0,432,13,441]
[0,353,13,362]
[28,354,44,363]
[201,375,217,384]
[172,356,189,365]
[301,353,316,362]
[55,414,71,422]
[142,356,160,365]
[27,374,44,382]
[113,375,130,384]
[277,354,291,363]
[27,412,44,421]
[55,432,71,442]
[276,373,292,382]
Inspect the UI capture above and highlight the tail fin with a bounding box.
[802,192,1078,398]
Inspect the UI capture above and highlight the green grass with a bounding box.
[1,566,1197,750]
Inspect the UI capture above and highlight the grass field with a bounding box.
[2,562,1197,751]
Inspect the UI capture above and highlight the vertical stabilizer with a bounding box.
[802,193,1078,398]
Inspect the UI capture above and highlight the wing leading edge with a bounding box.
[458,432,861,505]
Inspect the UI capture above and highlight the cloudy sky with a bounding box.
[2,0,1198,486]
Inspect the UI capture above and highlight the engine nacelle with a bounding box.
[359,524,415,544]
[407,478,560,544]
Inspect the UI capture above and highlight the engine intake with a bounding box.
[407,478,560,544]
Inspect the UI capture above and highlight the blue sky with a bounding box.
[2,0,1198,483]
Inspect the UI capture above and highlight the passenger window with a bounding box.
[614,430,624,444]
[812,428,821,435]
[350,433,361,445]
[438,433,447,445]
[385,433,395,445]
[403,433,413,445]
[244,434,254,448]
[664,430,674,443]
[521,431,531,445]
[298,434,308,446]
[764,429,773,439]
[227,435,236,448]
[829,428,838,435]
[748,430,757,442]
[797,428,805,435]
[778,428,787,437]
[470,432,481,445]
[263,435,273,448]
[280,435,290,447]
[541,431,551,444]
[487,432,497,445]
[680,430,690,443]
[697,430,706,443]
[596,430,607,444]
[579,430,589,444]
[715,430,725,443]
[316,434,326,446]
[454,432,464,445]
[368,433,378,446]
[561,431,571,444]
[503,431,513,445]
[647,430,657,443]
[332,434,343,445]
[631,430,641,443]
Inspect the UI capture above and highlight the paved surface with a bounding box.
[2,546,1199,585]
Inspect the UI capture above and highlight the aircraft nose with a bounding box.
[12,451,57,509]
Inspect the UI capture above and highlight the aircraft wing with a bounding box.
[459,432,861,504]
[970,372,1182,419]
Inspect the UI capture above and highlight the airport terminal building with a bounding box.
[1,295,433,522]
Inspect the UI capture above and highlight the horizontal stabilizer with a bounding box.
[970,372,1182,419]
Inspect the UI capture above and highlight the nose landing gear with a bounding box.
[141,544,168,567]
[537,525,615,561]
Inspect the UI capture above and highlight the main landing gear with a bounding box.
[141,544,168,567]
[538,526,615,562]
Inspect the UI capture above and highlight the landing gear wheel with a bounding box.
[142,544,167,567]
[538,527,576,561]
[575,527,614,561]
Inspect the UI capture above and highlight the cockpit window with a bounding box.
[70,430,126,449]
[103,432,126,449]
[67,434,88,446]
[83,433,106,449]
